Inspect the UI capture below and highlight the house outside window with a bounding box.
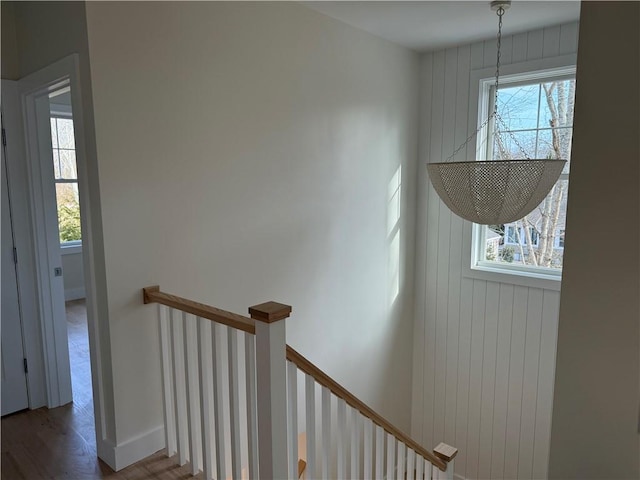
[471,65,575,283]
[50,115,82,248]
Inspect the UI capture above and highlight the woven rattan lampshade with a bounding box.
[427,1,566,225]
[427,159,565,224]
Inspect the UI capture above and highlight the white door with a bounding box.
[1,121,29,415]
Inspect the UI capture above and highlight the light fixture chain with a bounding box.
[492,5,531,160]
[493,6,503,116]
[444,115,493,162]
[495,113,532,159]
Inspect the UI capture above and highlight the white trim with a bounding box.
[112,425,166,471]
[49,104,73,117]
[64,286,86,302]
[60,243,82,255]
[462,55,577,292]
[22,71,73,409]
[96,438,117,472]
[18,54,114,465]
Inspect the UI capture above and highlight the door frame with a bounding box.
[22,75,73,408]
[18,55,105,418]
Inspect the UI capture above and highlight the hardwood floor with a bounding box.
[1,300,200,480]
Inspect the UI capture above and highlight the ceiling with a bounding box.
[303,1,581,51]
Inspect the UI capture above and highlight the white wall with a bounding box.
[549,3,639,478]
[62,251,85,300]
[411,23,579,479]
[85,1,419,466]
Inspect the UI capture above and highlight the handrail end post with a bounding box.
[434,442,458,474]
[249,300,292,479]
[248,301,292,323]
[143,285,160,304]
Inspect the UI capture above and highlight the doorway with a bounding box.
[48,86,94,415]
[1,54,108,446]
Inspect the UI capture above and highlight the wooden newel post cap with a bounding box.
[143,285,160,304]
[433,442,458,463]
[248,301,292,323]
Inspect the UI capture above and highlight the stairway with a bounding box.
[143,286,457,479]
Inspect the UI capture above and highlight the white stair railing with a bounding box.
[285,346,457,479]
[143,286,457,479]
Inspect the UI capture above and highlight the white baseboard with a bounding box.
[64,286,86,301]
[453,473,466,480]
[111,425,166,471]
[97,437,117,471]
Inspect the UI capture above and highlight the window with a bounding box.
[50,115,82,247]
[471,67,575,281]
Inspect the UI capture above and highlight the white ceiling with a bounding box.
[303,1,581,51]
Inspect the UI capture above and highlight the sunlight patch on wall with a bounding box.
[388,165,402,305]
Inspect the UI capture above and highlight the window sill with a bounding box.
[464,262,561,291]
[60,244,82,256]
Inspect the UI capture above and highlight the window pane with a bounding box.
[483,177,568,269]
[539,79,576,129]
[479,73,574,276]
[535,127,572,171]
[492,129,537,160]
[496,83,540,131]
[50,118,58,148]
[56,118,75,149]
[59,150,77,179]
[52,150,61,179]
[56,182,82,243]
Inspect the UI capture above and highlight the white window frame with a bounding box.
[463,55,576,291]
[50,104,82,255]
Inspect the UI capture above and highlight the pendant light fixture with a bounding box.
[426,1,566,225]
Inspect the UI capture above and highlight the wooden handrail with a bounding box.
[143,286,256,334]
[143,285,455,472]
[285,346,449,471]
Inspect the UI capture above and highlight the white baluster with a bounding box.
[244,333,259,479]
[415,454,424,480]
[184,314,202,474]
[446,460,455,480]
[212,323,228,479]
[287,362,299,480]
[305,375,316,479]
[363,418,373,479]
[158,305,176,457]
[228,328,242,479]
[406,448,415,480]
[336,399,347,479]
[397,441,406,480]
[432,462,440,480]
[197,319,216,480]
[321,386,331,478]
[350,408,360,479]
[374,425,384,479]
[171,309,189,465]
[386,433,396,480]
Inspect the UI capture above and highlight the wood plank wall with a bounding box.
[411,22,579,480]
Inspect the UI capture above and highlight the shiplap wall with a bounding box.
[411,22,579,480]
